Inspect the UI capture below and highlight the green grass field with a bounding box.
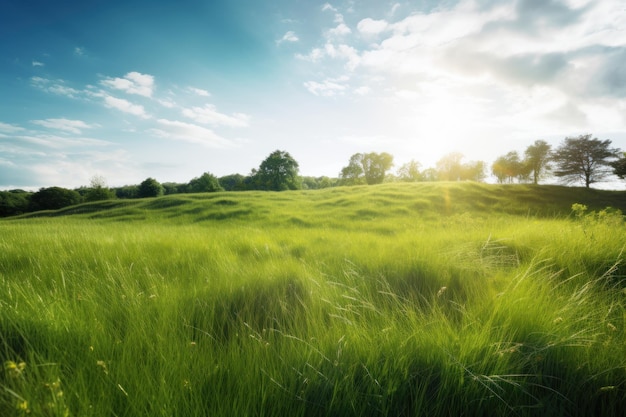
[1,182,625,416]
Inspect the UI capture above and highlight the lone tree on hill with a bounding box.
[340,152,394,185]
[255,150,301,191]
[524,140,552,185]
[138,177,164,198]
[551,134,620,188]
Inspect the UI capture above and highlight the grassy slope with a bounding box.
[15,182,626,223]
[1,182,625,416]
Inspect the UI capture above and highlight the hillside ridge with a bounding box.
[5,182,626,223]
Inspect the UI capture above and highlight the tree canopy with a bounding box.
[138,178,164,198]
[524,140,551,185]
[340,152,394,185]
[29,187,82,211]
[610,152,626,181]
[84,175,116,202]
[188,172,223,193]
[397,160,422,182]
[491,151,525,184]
[254,150,301,191]
[437,153,485,182]
[551,134,619,188]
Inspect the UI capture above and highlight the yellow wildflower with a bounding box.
[5,360,26,378]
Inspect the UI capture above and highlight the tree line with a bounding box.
[2,134,626,217]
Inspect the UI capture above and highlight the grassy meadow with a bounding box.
[1,182,626,416]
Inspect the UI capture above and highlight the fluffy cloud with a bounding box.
[303,0,626,105]
[321,3,337,13]
[182,104,249,127]
[357,18,388,35]
[31,77,80,98]
[149,119,235,148]
[303,77,349,96]
[101,72,155,97]
[31,118,100,134]
[327,23,351,37]
[103,95,150,118]
[278,31,299,44]
[298,43,360,70]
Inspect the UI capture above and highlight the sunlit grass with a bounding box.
[1,183,625,416]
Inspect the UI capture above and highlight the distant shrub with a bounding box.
[29,187,82,211]
[571,203,623,226]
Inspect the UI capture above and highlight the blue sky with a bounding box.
[1,0,626,189]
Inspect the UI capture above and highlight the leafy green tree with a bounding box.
[524,140,552,184]
[437,153,486,182]
[29,187,82,211]
[491,155,510,184]
[255,150,301,191]
[188,172,223,193]
[138,177,164,198]
[161,182,188,195]
[436,152,464,181]
[0,190,31,217]
[552,134,620,188]
[114,185,139,199]
[397,160,422,182]
[362,152,394,184]
[318,176,335,188]
[611,152,626,180]
[219,174,246,191]
[340,152,394,185]
[491,151,525,183]
[421,167,439,182]
[339,154,366,186]
[84,175,116,202]
[461,160,487,182]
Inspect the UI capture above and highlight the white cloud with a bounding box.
[48,85,80,97]
[297,42,360,73]
[322,3,337,12]
[158,98,177,108]
[0,122,25,133]
[32,61,44,67]
[182,104,249,127]
[11,134,111,149]
[101,71,155,97]
[357,18,389,35]
[296,48,325,62]
[0,157,16,167]
[278,31,299,44]
[31,118,100,134]
[354,86,371,96]
[188,87,211,97]
[103,95,150,118]
[74,47,85,56]
[149,119,235,148]
[328,23,352,37]
[30,77,80,98]
[303,78,349,96]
